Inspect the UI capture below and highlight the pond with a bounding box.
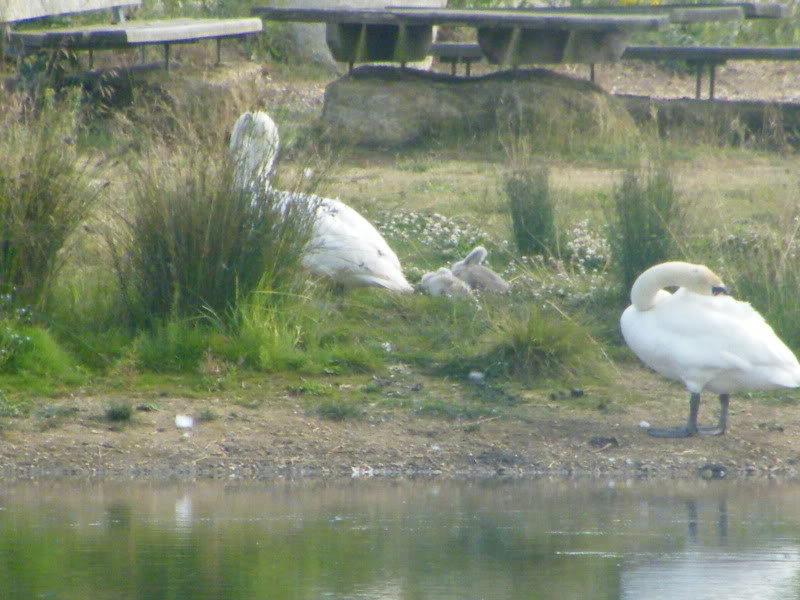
[1,477,799,600]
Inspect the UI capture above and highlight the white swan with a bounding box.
[419,267,473,298]
[451,246,511,293]
[229,111,414,293]
[620,261,800,437]
[230,110,280,194]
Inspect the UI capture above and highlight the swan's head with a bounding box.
[453,246,488,269]
[679,263,728,296]
[631,261,728,310]
[230,111,280,192]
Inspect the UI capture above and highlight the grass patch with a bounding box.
[314,400,363,421]
[607,164,686,297]
[413,398,495,421]
[505,166,557,257]
[105,401,133,423]
[0,88,103,308]
[465,305,611,386]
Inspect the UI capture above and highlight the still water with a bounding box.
[1,478,799,600]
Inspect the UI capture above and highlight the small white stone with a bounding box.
[381,342,393,352]
[639,420,651,429]
[175,414,194,429]
[468,370,484,382]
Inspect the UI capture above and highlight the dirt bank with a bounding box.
[2,363,799,482]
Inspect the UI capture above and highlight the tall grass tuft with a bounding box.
[475,306,609,385]
[0,89,103,308]
[718,219,800,351]
[504,167,556,256]
[607,165,685,298]
[106,132,314,325]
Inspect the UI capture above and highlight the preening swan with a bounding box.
[620,261,800,437]
[451,246,510,293]
[230,111,280,193]
[296,192,414,292]
[419,267,473,298]
[229,111,414,293]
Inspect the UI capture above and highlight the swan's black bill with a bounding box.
[711,285,728,296]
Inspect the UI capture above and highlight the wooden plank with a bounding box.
[430,42,483,60]
[454,2,786,20]
[394,5,745,24]
[1,0,140,23]
[623,44,800,62]
[252,6,669,31]
[9,17,263,49]
[664,7,744,24]
[251,7,399,24]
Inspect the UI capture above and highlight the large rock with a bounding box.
[321,66,639,147]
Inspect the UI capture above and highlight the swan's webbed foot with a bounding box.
[646,426,697,438]
[646,392,702,438]
[697,425,725,436]
[644,393,729,438]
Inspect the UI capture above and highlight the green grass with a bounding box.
[3,41,800,424]
[0,88,102,308]
[607,164,686,297]
[105,400,133,422]
[506,167,557,257]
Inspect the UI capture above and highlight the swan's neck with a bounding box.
[630,262,697,311]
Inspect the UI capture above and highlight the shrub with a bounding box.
[105,401,132,422]
[718,222,800,351]
[106,135,314,325]
[505,167,556,256]
[607,165,685,297]
[476,306,609,385]
[0,88,103,307]
[135,321,210,373]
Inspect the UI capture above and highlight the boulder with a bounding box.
[321,65,639,147]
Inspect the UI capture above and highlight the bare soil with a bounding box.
[3,57,800,483]
[2,362,800,482]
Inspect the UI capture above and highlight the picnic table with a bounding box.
[3,0,263,70]
[251,4,747,69]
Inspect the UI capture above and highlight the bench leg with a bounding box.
[589,63,595,83]
[216,39,222,66]
[708,64,716,100]
[450,61,456,76]
[140,46,145,64]
[164,44,170,71]
[88,49,94,70]
[695,64,702,99]
[465,59,471,77]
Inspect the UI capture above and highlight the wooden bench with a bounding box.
[3,0,263,71]
[429,41,800,100]
[621,45,800,100]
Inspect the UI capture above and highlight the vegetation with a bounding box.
[1,3,800,426]
[607,164,685,296]
[505,167,556,257]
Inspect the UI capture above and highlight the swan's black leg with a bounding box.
[647,393,700,437]
[698,394,728,436]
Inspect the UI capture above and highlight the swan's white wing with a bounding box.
[284,194,411,292]
[314,197,403,271]
[622,289,800,392]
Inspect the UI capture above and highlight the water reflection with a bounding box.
[0,479,799,600]
[621,496,800,600]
